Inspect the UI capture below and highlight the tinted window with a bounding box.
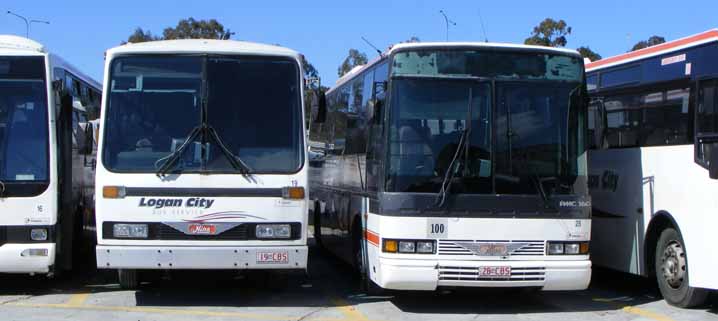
[697,80,718,167]
[600,65,640,88]
[603,87,691,148]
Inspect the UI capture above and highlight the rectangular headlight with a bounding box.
[398,241,416,253]
[565,243,581,254]
[416,241,435,253]
[256,224,291,239]
[30,228,48,241]
[113,224,148,238]
[547,242,564,255]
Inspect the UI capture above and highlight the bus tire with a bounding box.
[118,269,139,290]
[655,228,709,308]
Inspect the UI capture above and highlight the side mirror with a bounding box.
[52,79,65,93]
[710,148,718,179]
[311,91,327,124]
[371,81,387,124]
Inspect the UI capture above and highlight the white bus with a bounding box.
[95,39,309,288]
[0,35,101,275]
[309,42,592,292]
[587,29,718,307]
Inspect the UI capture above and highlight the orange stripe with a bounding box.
[586,29,718,70]
[365,230,379,246]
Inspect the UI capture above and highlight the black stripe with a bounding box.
[0,225,56,245]
[101,222,301,241]
[592,208,625,218]
[125,187,283,198]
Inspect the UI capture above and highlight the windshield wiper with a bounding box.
[205,125,252,175]
[434,128,469,207]
[529,172,556,210]
[155,125,203,178]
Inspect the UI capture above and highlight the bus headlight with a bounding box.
[256,224,291,239]
[547,241,589,255]
[382,239,435,254]
[398,241,416,253]
[416,241,435,253]
[113,224,148,238]
[30,228,48,241]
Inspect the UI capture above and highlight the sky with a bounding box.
[1,0,716,85]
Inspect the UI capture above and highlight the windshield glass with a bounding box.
[0,56,49,182]
[386,49,587,196]
[102,55,303,173]
[386,78,492,193]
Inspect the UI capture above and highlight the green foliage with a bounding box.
[577,46,602,61]
[337,49,368,77]
[299,54,319,79]
[524,18,572,47]
[402,36,421,43]
[631,35,666,51]
[122,18,233,44]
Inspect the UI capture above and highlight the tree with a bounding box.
[402,36,421,43]
[577,46,602,61]
[123,27,159,44]
[337,49,368,77]
[122,17,233,44]
[299,54,319,80]
[524,18,572,47]
[631,35,666,51]
[163,18,233,40]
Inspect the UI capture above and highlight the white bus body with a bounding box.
[587,29,718,307]
[0,35,101,274]
[95,40,308,288]
[310,42,592,292]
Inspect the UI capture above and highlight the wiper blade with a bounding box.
[434,128,468,208]
[206,125,252,175]
[530,173,555,210]
[155,125,202,178]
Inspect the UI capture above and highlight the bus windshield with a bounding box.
[102,55,303,174]
[0,56,49,182]
[386,49,587,196]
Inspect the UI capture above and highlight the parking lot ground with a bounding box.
[1,241,716,321]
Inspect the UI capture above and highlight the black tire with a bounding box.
[655,228,709,308]
[118,269,139,290]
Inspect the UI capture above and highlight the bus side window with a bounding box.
[696,80,718,168]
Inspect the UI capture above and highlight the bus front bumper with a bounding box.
[0,243,55,274]
[96,245,308,270]
[374,258,591,291]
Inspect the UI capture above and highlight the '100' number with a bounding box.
[430,224,445,234]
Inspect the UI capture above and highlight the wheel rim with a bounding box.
[660,240,686,289]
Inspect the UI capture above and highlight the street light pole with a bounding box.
[439,10,457,42]
[6,11,50,38]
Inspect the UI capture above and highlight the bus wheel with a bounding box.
[655,228,709,308]
[118,269,139,290]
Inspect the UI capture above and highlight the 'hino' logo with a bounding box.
[139,197,215,209]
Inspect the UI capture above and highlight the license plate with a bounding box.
[257,251,289,264]
[188,224,217,235]
[478,266,511,278]
[477,243,508,256]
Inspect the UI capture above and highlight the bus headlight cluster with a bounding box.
[256,224,291,239]
[113,224,148,238]
[547,241,589,255]
[30,228,48,241]
[383,239,435,254]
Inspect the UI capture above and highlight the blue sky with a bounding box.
[1,0,716,85]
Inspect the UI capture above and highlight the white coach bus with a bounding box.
[587,29,718,307]
[95,39,308,288]
[309,42,592,292]
[0,35,101,274]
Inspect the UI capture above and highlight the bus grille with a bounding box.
[438,266,546,281]
[438,240,546,256]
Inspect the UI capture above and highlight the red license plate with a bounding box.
[257,251,289,264]
[478,266,511,278]
[188,224,217,235]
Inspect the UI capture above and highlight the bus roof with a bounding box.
[586,29,718,72]
[107,39,300,60]
[0,35,46,54]
[331,41,582,92]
